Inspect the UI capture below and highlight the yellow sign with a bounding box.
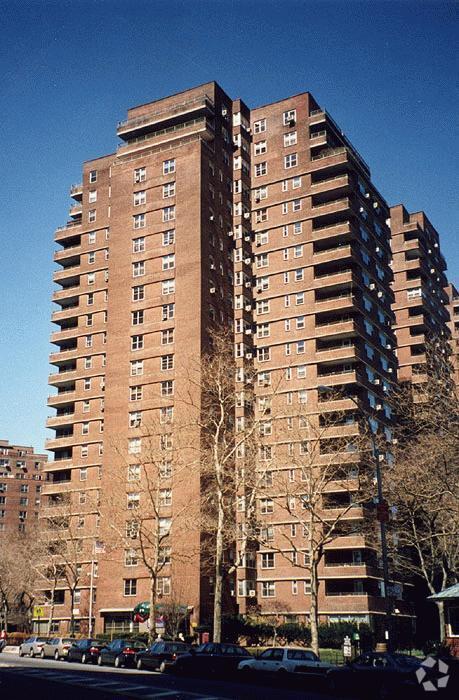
[33,606,44,619]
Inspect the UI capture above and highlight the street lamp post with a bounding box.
[318,386,392,646]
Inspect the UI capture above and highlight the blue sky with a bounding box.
[0,0,457,453]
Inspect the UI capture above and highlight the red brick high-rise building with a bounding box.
[42,82,437,636]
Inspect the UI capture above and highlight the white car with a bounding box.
[238,646,334,676]
[19,636,50,658]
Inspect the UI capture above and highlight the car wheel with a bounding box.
[114,656,121,668]
[29,648,35,658]
[80,653,86,664]
[159,661,167,673]
[19,649,24,657]
[54,650,60,661]
[137,658,143,670]
[40,649,45,659]
[97,655,103,666]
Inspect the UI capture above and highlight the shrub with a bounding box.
[318,622,373,650]
[276,623,311,646]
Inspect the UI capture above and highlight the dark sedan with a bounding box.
[327,652,423,699]
[67,638,105,664]
[97,638,146,668]
[136,641,192,672]
[170,642,252,676]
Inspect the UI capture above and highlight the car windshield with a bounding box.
[37,638,48,642]
[393,654,422,667]
[62,638,74,644]
[287,649,318,661]
[166,643,189,652]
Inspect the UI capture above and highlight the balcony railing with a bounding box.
[117,94,214,130]
[56,221,81,231]
[118,116,213,150]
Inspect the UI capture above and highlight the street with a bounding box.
[0,654,338,700]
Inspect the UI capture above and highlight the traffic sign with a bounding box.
[33,606,44,619]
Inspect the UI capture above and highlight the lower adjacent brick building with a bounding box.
[0,439,46,536]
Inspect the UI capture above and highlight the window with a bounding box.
[260,498,274,514]
[133,213,146,229]
[163,182,176,198]
[86,314,93,327]
[88,209,96,223]
[292,176,302,189]
[160,406,173,424]
[125,549,138,566]
[261,581,276,597]
[294,268,304,281]
[161,380,173,396]
[132,261,145,277]
[297,364,306,378]
[159,517,171,535]
[161,354,174,371]
[132,285,144,302]
[157,577,171,595]
[293,221,302,234]
[129,411,142,428]
[284,153,298,169]
[254,140,267,155]
[253,118,266,133]
[127,493,140,510]
[127,464,140,481]
[162,254,175,270]
[255,208,267,223]
[134,167,146,183]
[160,461,172,479]
[133,190,146,206]
[292,580,298,595]
[82,422,89,435]
[254,187,268,202]
[282,202,288,215]
[128,438,141,454]
[88,231,96,244]
[83,400,90,413]
[297,340,305,354]
[84,377,91,389]
[131,335,144,351]
[257,300,270,316]
[88,190,97,203]
[257,276,269,292]
[79,468,87,481]
[132,310,144,325]
[257,323,270,339]
[89,170,97,183]
[162,303,174,321]
[162,279,175,295]
[296,292,304,305]
[284,131,297,146]
[161,329,174,345]
[87,273,95,285]
[255,162,267,177]
[126,520,139,539]
[256,253,269,269]
[162,206,175,222]
[163,159,175,175]
[162,229,175,246]
[159,489,172,507]
[130,385,142,401]
[293,199,301,212]
[304,580,311,595]
[132,237,145,253]
[283,109,296,125]
[124,579,137,596]
[261,552,275,569]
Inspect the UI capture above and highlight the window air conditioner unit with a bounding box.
[245,281,251,288]
[386,343,392,350]
[376,403,383,410]
[227,230,234,237]
[210,288,216,294]
[377,291,383,298]
[256,242,261,247]
[245,352,253,359]
[388,367,393,374]
[378,454,385,462]
[244,258,251,264]
[373,378,381,385]
[209,215,214,221]
[369,283,376,290]
[230,589,235,596]
[245,304,252,311]
[255,197,260,203]
[249,589,256,597]
[210,263,216,270]
[257,288,262,293]
[244,212,251,219]
[245,328,252,334]
[244,235,251,242]
[289,119,296,127]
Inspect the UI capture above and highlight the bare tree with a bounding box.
[386,338,459,639]
[0,534,39,632]
[106,425,198,643]
[253,402,377,656]
[183,329,275,643]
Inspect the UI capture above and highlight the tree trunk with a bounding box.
[437,602,446,643]
[310,556,320,657]
[148,577,157,645]
[213,493,225,643]
[69,589,75,635]
[47,580,57,635]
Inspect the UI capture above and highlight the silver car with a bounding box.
[40,637,75,660]
[19,636,49,657]
[238,646,334,676]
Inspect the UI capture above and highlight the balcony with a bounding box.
[320,594,385,614]
[118,116,215,156]
[52,285,80,303]
[49,346,79,363]
[51,304,79,323]
[45,435,75,451]
[316,342,359,363]
[322,562,380,579]
[69,203,82,219]
[55,220,82,242]
[117,94,214,140]
[53,266,80,283]
[48,368,77,385]
[309,129,327,146]
[310,173,350,195]
[70,183,83,200]
[46,413,74,428]
[47,390,76,406]
[313,243,353,265]
[54,246,81,263]
[314,293,355,314]
[311,220,353,242]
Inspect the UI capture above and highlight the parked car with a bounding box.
[238,646,334,676]
[97,639,147,668]
[18,636,49,658]
[40,637,74,660]
[66,638,105,664]
[326,652,423,699]
[170,642,252,676]
[136,641,192,672]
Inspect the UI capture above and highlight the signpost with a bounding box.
[343,635,352,658]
